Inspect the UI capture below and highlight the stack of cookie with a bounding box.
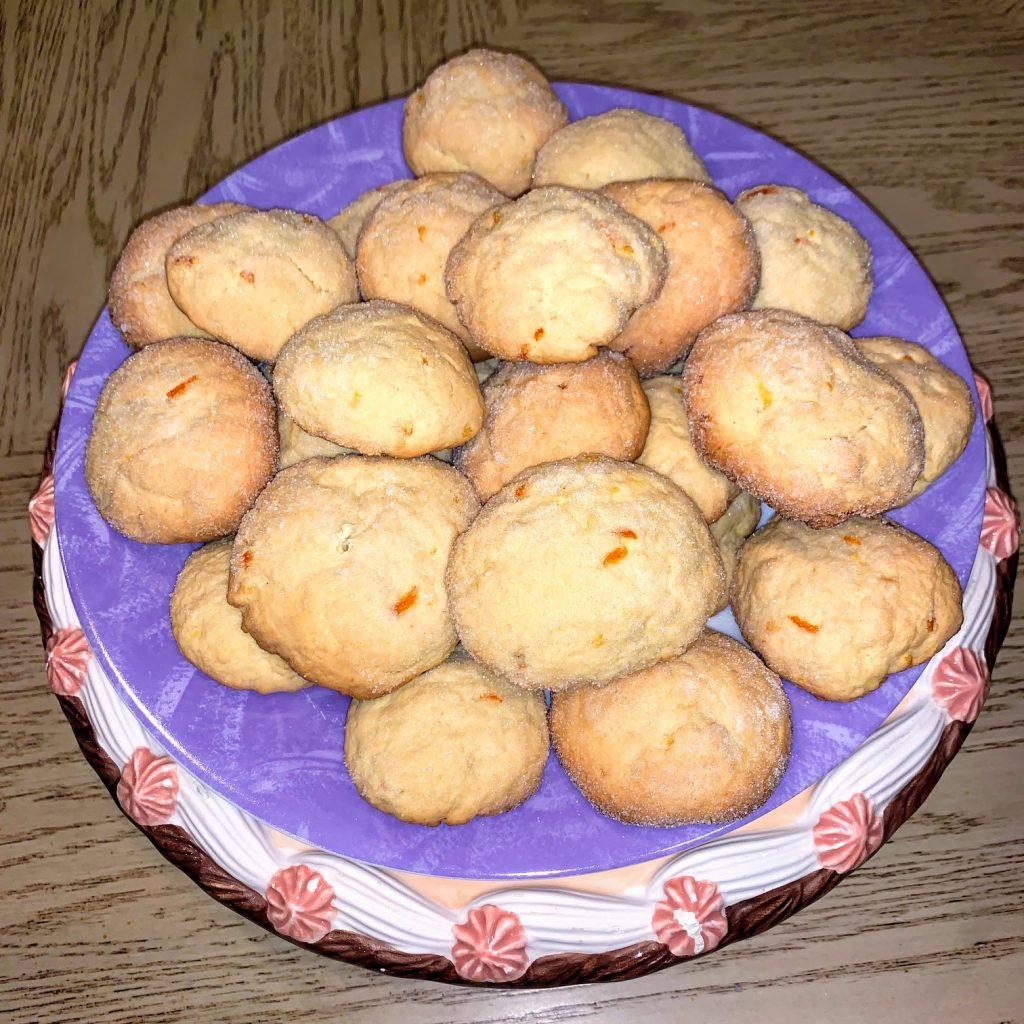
[85,48,973,830]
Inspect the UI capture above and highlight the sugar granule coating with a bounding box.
[228,456,479,698]
[327,180,410,258]
[355,173,504,360]
[709,491,761,613]
[683,309,925,527]
[737,184,872,330]
[855,336,975,499]
[732,516,963,702]
[532,108,710,190]
[446,456,725,690]
[170,539,311,694]
[445,186,667,363]
[602,179,759,374]
[551,629,790,825]
[273,300,484,458]
[108,202,248,348]
[85,337,278,544]
[454,351,650,501]
[345,653,549,826]
[166,208,358,362]
[637,374,739,523]
[277,411,352,469]
[402,48,567,197]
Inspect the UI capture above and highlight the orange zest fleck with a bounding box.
[657,221,676,233]
[393,587,418,615]
[241,550,253,566]
[166,375,199,399]
[826,379,834,391]
[417,225,427,241]
[480,692,504,702]
[239,270,255,283]
[926,616,936,632]
[519,344,530,359]
[793,236,804,244]
[621,243,633,255]
[417,273,427,285]
[842,534,862,546]
[534,327,545,341]
[492,210,502,225]
[758,381,773,408]
[617,528,637,539]
[789,615,819,633]
[514,484,528,500]
[174,254,196,266]
[902,354,914,362]
[603,546,628,566]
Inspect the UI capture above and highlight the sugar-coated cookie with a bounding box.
[736,185,872,330]
[551,630,790,824]
[856,336,974,499]
[170,539,310,693]
[228,456,479,698]
[403,49,567,197]
[85,338,277,543]
[532,108,709,190]
[446,186,666,363]
[732,516,963,701]
[273,300,484,458]
[601,179,759,373]
[447,456,725,690]
[683,310,925,526]
[166,208,358,362]
[328,180,410,258]
[344,654,549,825]
[710,491,761,612]
[108,202,248,348]
[355,173,504,359]
[454,351,650,501]
[277,411,351,469]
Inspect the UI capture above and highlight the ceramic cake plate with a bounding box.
[30,84,1019,986]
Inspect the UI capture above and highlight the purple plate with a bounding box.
[54,84,985,879]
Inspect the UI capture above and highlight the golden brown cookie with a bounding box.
[327,180,409,258]
[273,300,484,458]
[446,186,666,363]
[453,351,650,501]
[166,208,358,362]
[601,179,759,374]
[277,412,351,469]
[403,48,567,197]
[550,630,790,824]
[732,516,963,701]
[683,310,925,527]
[170,539,311,694]
[447,456,725,690]
[228,456,479,698]
[85,338,277,543]
[344,654,549,825]
[710,491,761,612]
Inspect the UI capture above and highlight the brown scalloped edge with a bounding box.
[32,413,1018,988]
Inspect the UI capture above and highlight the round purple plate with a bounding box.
[54,83,985,879]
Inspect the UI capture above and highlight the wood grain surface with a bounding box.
[1,1,1021,1020]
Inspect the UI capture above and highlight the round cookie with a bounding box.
[532,108,709,190]
[108,202,248,348]
[636,374,739,523]
[454,351,650,501]
[447,456,725,690]
[736,184,872,330]
[683,310,925,527]
[327,180,409,258]
[355,173,504,360]
[170,539,310,694]
[856,336,975,499]
[277,411,351,469]
[344,654,549,826]
[228,456,479,698]
[732,516,963,701]
[85,338,277,543]
[273,300,484,458]
[166,208,358,362]
[402,48,567,197]
[602,179,759,374]
[446,186,666,363]
[710,491,761,612]
[550,630,790,825]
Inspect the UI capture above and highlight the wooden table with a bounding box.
[2,2,1021,1020]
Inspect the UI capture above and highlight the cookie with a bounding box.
[856,336,975,499]
[166,208,358,362]
[732,516,963,701]
[170,539,310,693]
[736,185,872,330]
[550,630,790,824]
[447,456,725,690]
[453,351,650,501]
[446,186,666,363]
[228,456,479,698]
[403,48,567,197]
[344,653,549,825]
[273,300,484,458]
[85,338,277,543]
[683,310,925,526]
[327,180,409,258]
[355,173,504,359]
[277,411,351,469]
[108,202,248,348]
[710,491,761,612]
[532,108,709,189]
[601,179,759,373]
